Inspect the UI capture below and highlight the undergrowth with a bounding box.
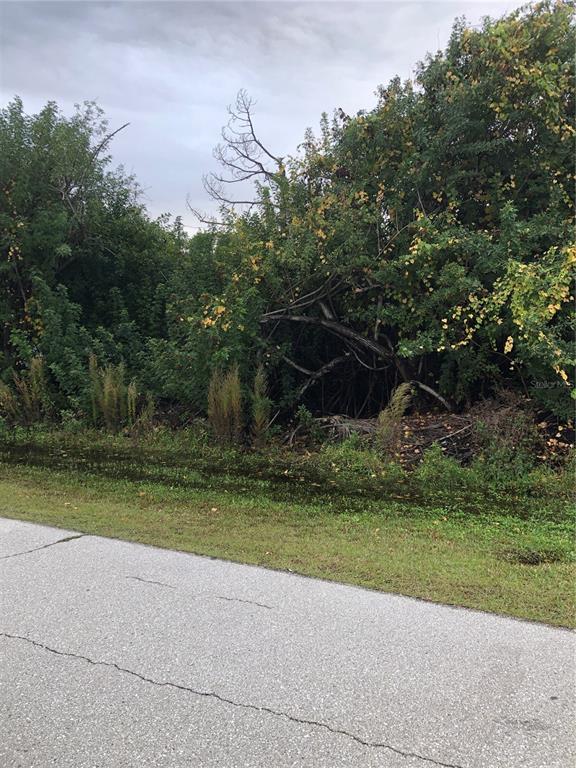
[0,425,572,530]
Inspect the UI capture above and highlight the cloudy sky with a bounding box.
[0,1,524,227]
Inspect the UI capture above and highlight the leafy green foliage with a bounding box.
[185,1,574,416]
[0,98,177,419]
[0,2,573,427]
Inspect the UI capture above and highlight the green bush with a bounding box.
[471,394,540,470]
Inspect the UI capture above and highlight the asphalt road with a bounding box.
[0,518,574,768]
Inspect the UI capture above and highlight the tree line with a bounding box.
[1,1,574,431]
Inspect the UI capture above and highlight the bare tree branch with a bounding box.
[202,90,284,209]
[345,345,390,372]
[89,122,130,164]
[282,356,314,377]
[284,354,351,398]
[266,313,453,411]
[262,277,344,319]
[411,381,453,412]
[186,196,227,227]
[202,174,261,208]
[260,313,393,360]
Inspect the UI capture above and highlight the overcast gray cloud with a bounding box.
[0,0,524,227]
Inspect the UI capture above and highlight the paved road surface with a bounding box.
[1,517,574,767]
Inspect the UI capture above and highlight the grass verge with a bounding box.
[0,430,573,628]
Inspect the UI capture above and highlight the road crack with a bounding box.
[125,581,272,609]
[214,595,272,610]
[125,576,175,589]
[0,534,85,561]
[0,631,464,767]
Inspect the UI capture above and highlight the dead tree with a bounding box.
[189,90,287,223]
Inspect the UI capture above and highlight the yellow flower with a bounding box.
[504,336,514,354]
[214,305,226,316]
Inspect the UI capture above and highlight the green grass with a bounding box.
[0,428,573,627]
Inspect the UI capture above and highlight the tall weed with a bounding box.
[207,365,243,444]
[0,356,51,425]
[88,354,150,432]
[376,383,413,455]
[251,365,271,448]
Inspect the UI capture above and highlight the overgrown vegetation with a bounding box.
[0,2,573,623]
[0,356,50,425]
[1,2,573,435]
[87,354,153,433]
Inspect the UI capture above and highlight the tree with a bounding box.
[0,98,179,415]
[187,1,574,416]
